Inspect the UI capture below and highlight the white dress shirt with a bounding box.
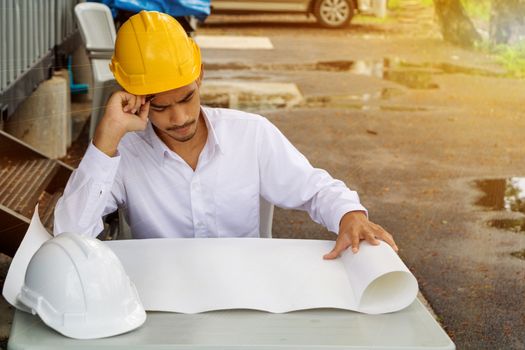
[54,107,367,238]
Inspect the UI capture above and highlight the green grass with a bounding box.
[387,0,401,10]
[383,0,525,79]
[388,0,433,10]
[476,40,525,78]
[494,44,525,78]
[388,0,402,9]
[353,14,396,24]
[388,0,489,18]
[465,0,525,78]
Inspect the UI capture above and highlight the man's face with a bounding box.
[147,80,202,143]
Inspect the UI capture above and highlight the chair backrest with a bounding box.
[116,197,274,240]
[259,197,273,238]
[74,2,116,53]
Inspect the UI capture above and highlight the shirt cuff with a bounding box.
[328,203,368,234]
[77,141,121,183]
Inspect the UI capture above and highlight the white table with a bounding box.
[8,299,454,349]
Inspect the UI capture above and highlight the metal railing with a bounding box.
[0,0,82,121]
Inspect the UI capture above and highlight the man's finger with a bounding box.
[132,95,142,114]
[364,230,380,246]
[122,94,131,112]
[138,101,150,121]
[374,227,398,252]
[350,231,360,253]
[323,239,348,260]
[126,101,149,131]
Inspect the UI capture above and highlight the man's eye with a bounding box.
[181,94,194,104]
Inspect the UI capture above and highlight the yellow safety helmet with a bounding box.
[110,11,201,95]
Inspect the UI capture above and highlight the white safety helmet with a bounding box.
[18,233,146,339]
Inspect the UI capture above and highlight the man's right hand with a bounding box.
[93,91,150,157]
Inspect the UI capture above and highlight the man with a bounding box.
[54,10,398,259]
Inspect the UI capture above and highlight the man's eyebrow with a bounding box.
[177,89,196,103]
[150,90,195,107]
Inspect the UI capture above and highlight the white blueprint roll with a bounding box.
[107,238,418,314]
[4,208,418,316]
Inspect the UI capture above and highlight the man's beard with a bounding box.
[163,120,198,142]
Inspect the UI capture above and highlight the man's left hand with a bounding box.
[323,211,398,259]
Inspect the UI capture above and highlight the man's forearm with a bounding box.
[53,143,121,237]
[93,120,126,157]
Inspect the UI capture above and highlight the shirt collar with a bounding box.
[201,106,223,157]
[145,107,223,167]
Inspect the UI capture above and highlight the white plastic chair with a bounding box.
[259,197,274,238]
[74,2,120,139]
[116,197,274,239]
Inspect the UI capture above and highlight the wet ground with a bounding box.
[1,3,524,350]
[197,7,525,350]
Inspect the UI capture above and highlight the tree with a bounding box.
[490,0,525,45]
[433,0,481,47]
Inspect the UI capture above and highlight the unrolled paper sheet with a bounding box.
[3,208,418,315]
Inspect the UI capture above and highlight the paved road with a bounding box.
[199,11,525,350]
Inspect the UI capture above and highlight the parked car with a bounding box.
[210,0,386,28]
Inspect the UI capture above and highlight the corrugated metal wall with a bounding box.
[0,0,80,118]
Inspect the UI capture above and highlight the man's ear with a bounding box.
[196,64,204,87]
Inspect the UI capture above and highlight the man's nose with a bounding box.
[168,105,190,126]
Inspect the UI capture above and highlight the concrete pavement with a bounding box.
[198,13,525,349]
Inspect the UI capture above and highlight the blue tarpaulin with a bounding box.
[92,0,210,20]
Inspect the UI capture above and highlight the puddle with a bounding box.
[475,178,525,213]
[510,250,525,260]
[396,61,503,77]
[205,58,504,90]
[383,70,439,89]
[316,60,440,89]
[201,81,303,111]
[487,219,525,233]
[475,178,525,240]
[200,79,426,112]
[380,87,405,99]
[304,92,430,112]
[201,59,504,110]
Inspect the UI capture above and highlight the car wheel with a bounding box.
[314,0,354,28]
